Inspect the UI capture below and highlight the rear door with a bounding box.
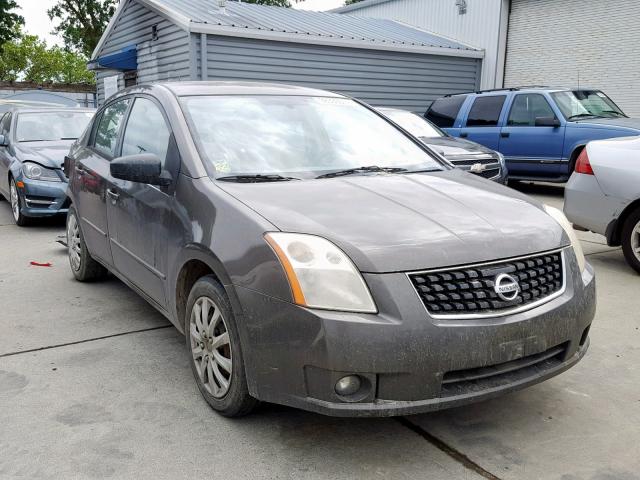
[499,93,566,178]
[105,96,177,308]
[459,95,507,150]
[72,98,131,266]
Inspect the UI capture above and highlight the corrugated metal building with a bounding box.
[336,0,640,117]
[335,0,510,91]
[90,0,484,110]
[504,0,640,117]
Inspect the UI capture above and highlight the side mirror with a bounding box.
[110,154,171,185]
[535,116,561,128]
[0,134,7,146]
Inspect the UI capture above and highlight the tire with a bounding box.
[66,206,108,281]
[9,177,30,226]
[621,208,640,274]
[185,276,257,417]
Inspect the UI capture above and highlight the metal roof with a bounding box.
[93,0,482,60]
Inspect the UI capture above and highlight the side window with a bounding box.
[508,94,556,126]
[466,95,506,127]
[93,99,131,158]
[121,97,171,167]
[425,95,468,128]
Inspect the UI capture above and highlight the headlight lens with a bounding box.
[544,205,586,273]
[265,232,377,313]
[22,162,61,182]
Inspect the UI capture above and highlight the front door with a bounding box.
[459,95,507,151]
[72,98,131,266]
[106,96,175,308]
[499,93,566,178]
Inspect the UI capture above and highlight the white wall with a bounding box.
[505,0,640,116]
[337,0,509,90]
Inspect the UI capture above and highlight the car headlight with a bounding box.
[544,205,586,273]
[265,232,377,313]
[22,162,61,182]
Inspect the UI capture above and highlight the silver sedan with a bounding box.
[564,136,640,273]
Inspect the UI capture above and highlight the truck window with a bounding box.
[466,96,506,127]
[425,95,467,128]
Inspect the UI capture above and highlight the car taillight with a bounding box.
[575,148,594,175]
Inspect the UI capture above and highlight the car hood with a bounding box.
[15,141,74,169]
[574,117,640,131]
[419,136,497,158]
[218,170,566,273]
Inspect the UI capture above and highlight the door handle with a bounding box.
[106,188,120,203]
[500,132,510,138]
[460,132,468,138]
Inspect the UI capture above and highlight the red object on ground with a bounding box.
[30,262,52,267]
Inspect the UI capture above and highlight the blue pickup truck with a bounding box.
[425,87,640,182]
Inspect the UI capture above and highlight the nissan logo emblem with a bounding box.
[494,273,520,301]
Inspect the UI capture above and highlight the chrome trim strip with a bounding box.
[407,248,568,320]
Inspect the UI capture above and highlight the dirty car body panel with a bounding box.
[66,82,596,417]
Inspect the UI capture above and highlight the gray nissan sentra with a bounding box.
[65,82,596,417]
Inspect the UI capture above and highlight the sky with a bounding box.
[16,0,346,48]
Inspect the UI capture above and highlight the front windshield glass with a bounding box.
[382,110,445,139]
[16,111,93,142]
[551,90,626,120]
[181,95,444,179]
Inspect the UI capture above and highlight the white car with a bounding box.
[564,136,640,273]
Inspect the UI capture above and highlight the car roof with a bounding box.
[142,81,346,98]
[442,86,601,98]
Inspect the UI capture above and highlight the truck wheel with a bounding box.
[621,208,640,274]
[67,206,108,281]
[186,275,257,417]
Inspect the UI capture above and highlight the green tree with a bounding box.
[0,35,94,84]
[238,0,292,5]
[47,0,117,58]
[344,0,364,4]
[0,0,24,48]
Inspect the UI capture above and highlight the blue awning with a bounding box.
[96,45,137,71]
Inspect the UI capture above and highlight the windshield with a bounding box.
[181,95,444,179]
[381,110,445,139]
[16,111,93,142]
[551,90,626,120]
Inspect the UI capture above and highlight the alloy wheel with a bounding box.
[190,296,233,398]
[9,180,19,222]
[632,220,640,262]
[67,213,82,272]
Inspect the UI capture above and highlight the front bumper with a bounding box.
[234,249,596,417]
[17,177,69,218]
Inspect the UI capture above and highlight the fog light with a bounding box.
[335,375,361,396]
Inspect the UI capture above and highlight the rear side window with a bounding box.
[425,95,467,128]
[121,98,171,167]
[466,95,506,127]
[508,94,556,126]
[93,99,130,158]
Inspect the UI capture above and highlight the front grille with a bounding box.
[409,250,565,318]
[449,157,501,179]
[440,343,567,398]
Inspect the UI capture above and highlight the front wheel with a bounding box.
[186,276,257,417]
[9,177,29,226]
[621,208,640,274]
[67,206,108,281]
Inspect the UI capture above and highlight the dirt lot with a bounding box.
[0,183,638,480]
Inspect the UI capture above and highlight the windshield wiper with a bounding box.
[216,174,300,183]
[316,165,408,179]
[600,110,627,118]
[567,113,599,121]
